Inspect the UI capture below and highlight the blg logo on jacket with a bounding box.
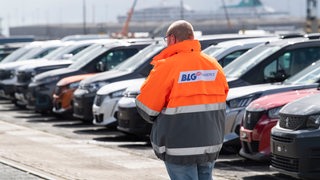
[178,70,217,83]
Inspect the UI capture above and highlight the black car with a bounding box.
[27,39,152,113]
[72,34,270,122]
[0,40,66,100]
[13,40,104,107]
[224,35,320,88]
[270,93,320,180]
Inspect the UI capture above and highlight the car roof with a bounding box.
[212,37,279,47]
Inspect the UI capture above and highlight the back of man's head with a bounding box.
[166,20,194,42]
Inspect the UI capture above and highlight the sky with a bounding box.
[0,0,307,35]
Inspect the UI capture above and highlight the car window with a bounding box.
[263,47,320,83]
[70,45,89,55]
[68,44,109,69]
[202,46,225,58]
[18,47,58,60]
[284,60,320,85]
[99,48,139,70]
[114,43,165,71]
[0,46,33,63]
[219,49,247,67]
[224,45,282,78]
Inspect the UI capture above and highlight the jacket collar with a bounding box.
[151,40,201,65]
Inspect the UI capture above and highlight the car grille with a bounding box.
[54,86,62,95]
[279,114,306,130]
[17,71,32,83]
[243,111,264,130]
[271,134,294,143]
[94,114,104,123]
[241,141,259,154]
[271,154,299,172]
[0,70,11,80]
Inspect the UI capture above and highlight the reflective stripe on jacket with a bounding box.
[136,39,229,164]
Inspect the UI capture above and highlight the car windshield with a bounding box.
[223,44,282,78]
[283,61,320,85]
[17,46,57,60]
[113,42,165,71]
[202,46,226,58]
[68,43,108,69]
[0,46,34,63]
[42,45,73,60]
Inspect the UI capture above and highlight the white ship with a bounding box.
[117,0,289,23]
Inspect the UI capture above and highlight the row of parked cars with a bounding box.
[1,32,320,179]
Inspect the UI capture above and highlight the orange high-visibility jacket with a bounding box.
[136,40,229,164]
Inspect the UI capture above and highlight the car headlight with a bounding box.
[267,106,283,119]
[110,89,126,98]
[87,81,108,93]
[68,81,80,89]
[306,114,320,129]
[228,95,256,109]
[10,70,16,78]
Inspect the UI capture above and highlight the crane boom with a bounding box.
[120,0,138,37]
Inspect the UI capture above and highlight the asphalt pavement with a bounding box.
[0,100,295,180]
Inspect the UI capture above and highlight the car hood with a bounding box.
[17,60,73,72]
[0,59,49,70]
[124,79,145,94]
[227,83,318,101]
[79,69,131,85]
[226,77,251,88]
[247,88,320,111]
[97,78,145,95]
[280,93,320,115]
[33,67,78,82]
[57,73,97,86]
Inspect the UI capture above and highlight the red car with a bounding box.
[239,88,320,161]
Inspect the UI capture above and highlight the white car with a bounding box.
[92,78,145,126]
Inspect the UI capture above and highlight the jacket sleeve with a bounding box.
[136,60,172,123]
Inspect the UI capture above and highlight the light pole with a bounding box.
[83,0,87,34]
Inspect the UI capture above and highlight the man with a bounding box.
[135,20,229,180]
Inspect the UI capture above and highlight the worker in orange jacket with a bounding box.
[136,20,229,180]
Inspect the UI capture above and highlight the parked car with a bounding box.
[0,40,66,100]
[92,78,145,127]
[116,80,150,135]
[240,88,320,161]
[0,40,60,64]
[224,36,320,88]
[14,39,107,107]
[27,39,152,113]
[224,59,320,153]
[270,93,320,180]
[73,34,266,122]
[0,42,28,62]
[52,74,96,116]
